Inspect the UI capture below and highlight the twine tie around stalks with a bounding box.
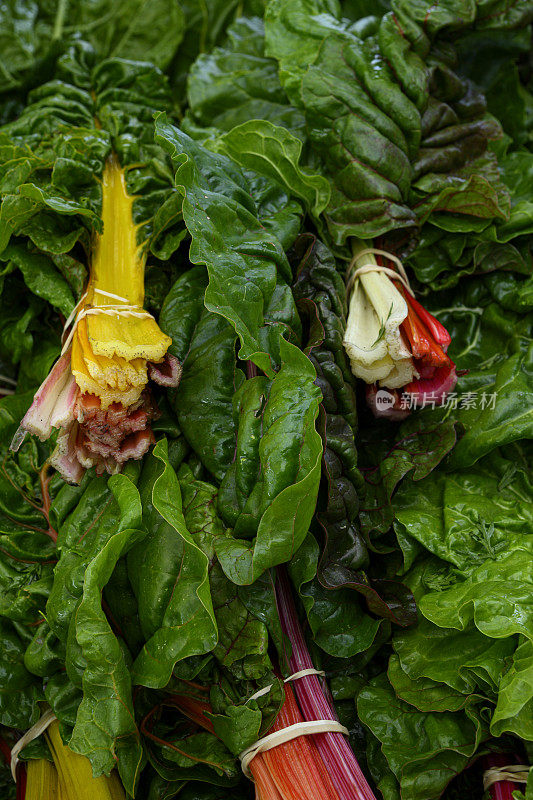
[61,288,155,356]
[240,669,348,779]
[11,709,57,781]
[345,246,415,300]
[483,764,530,790]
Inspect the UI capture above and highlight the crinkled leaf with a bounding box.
[215,338,322,584]
[0,0,184,95]
[186,16,305,137]
[428,286,533,468]
[358,671,488,800]
[387,654,483,714]
[492,638,533,740]
[69,472,146,794]
[155,114,301,374]
[209,119,330,216]
[393,445,533,573]
[420,549,533,643]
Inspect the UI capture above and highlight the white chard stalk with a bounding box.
[343,240,417,389]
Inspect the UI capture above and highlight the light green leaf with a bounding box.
[209,119,330,216]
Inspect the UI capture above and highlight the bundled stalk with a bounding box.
[11,156,181,483]
[482,754,529,800]
[45,720,125,800]
[7,718,126,800]
[25,758,59,800]
[248,683,342,800]
[343,239,456,418]
[274,570,376,800]
[166,572,376,800]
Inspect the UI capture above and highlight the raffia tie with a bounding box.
[483,764,530,791]
[60,287,155,356]
[0,373,16,395]
[246,668,326,703]
[10,709,57,781]
[240,669,348,779]
[346,247,415,299]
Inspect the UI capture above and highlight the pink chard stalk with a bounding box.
[275,569,377,800]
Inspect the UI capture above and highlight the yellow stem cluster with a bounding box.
[70,156,171,408]
[25,758,59,800]
[24,721,125,800]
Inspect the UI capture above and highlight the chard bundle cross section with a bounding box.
[11,157,180,482]
[343,239,457,417]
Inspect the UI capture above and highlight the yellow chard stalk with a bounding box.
[71,156,171,406]
[12,155,181,482]
[25,758,60,800]
[343,240,416,389]
[46,720,125,800]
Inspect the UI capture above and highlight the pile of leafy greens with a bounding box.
[0,1,531,799]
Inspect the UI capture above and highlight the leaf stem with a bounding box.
[52,0,69,40]
[39,463,58,543]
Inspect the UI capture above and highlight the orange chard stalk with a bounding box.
[251,684,341,800]
[171,687,341,800]
[399,287,450,367]
[166,695,216,735]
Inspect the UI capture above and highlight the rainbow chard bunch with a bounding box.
[343,240,457,419]
[145,569,376,800]
[11,156,180,481]
[0,46,185,481]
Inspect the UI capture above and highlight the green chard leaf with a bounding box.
[263,0,513,248]
[215,338,323,584]
[185,16,305,137]
[172,1,271,106]
[359,415,458,545]
[69,471,146,794]
[155,114,302,374]
[289,532,383,656]
[425,279,533,468]
[155,117,324,583]
[160,267,244,482]
[178,464,273,680]
[39,461,145,792]
[208,119,330,217]
[491,637,533,740]
[393,442,532,571]
[265,0,420,243]
[358,670,488,800]
[0,618,42,729]
[128,440,217,689]
[0,0,185,98]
